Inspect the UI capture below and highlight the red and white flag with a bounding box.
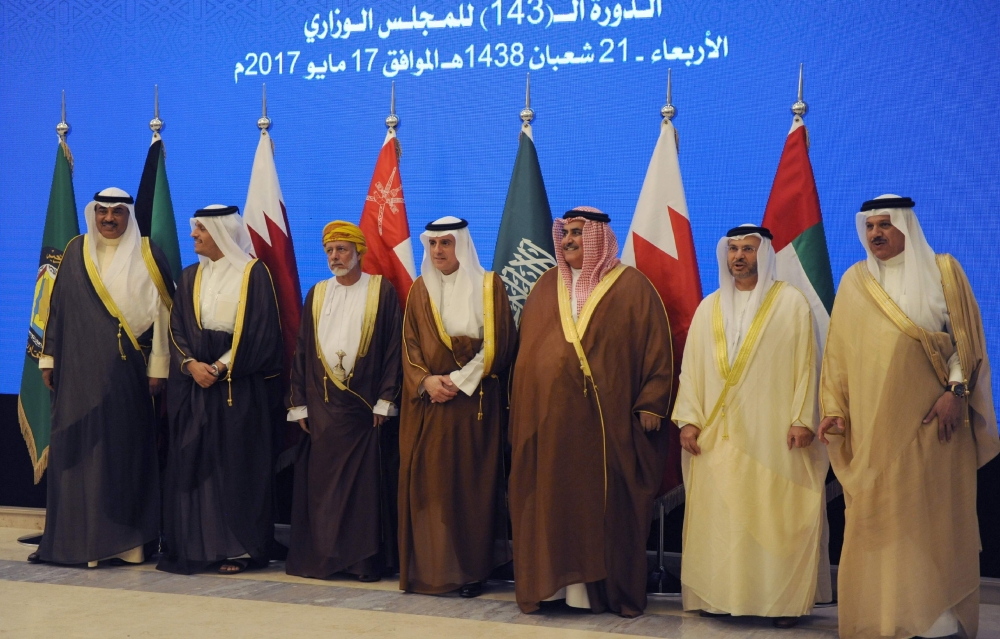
[244,130,303,378]
[359,129,416,308]
[622,118,703,502]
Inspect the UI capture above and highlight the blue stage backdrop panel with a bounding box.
[0,0,997,400]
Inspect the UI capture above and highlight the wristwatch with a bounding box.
[946,382,968,398]
[210,363,220,378]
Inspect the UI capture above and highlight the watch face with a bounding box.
[953,383,968,397]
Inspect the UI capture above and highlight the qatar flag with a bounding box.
[621,118,703,505]
[243,130,303,386]
[359,129,416,308]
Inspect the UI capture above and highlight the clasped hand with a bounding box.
[423,375,459,403]
[186,361,226,389]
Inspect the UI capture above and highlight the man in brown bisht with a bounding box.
[399,215,517,598]
[509,206,673,617]
[285,221,402,582]
[818,195,999,639]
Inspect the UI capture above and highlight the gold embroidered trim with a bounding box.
[704,281,786,437]
[557,272,610,504]
[192,263,204,330]
[310,279,373,411]
[575,264,628,338]
[82,235,144,363]
[936,254,974,384]
[223,259,257,406]
[40,235,82,356]
[482,272,496,376]
[856,263,921,340]
[402,283,429,375]
[428,295,453,350]
[711,293,728,378]
[141,237,173,311]
[358,274,383,358]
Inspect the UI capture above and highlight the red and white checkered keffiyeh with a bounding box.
[553,206,621,315]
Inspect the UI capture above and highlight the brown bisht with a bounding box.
[38,236,174,564]
[398,272,517,593]
[509,266,673,617]
[158,259,283,574]
[821,257,1000,639]
[286,275,402,579]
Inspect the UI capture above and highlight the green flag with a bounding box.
[492,125,555,324]
[135,137,181,281]
[18,140,79,483]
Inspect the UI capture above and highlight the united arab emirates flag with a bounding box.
[761,117,835,347]
[135,136,182,282]
[492,122,555,324]
[18,140,79,482]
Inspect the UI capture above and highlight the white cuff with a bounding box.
[181,358,196,375]
[147,353,170,379]
[450,349,486,396]
[373,399,398,417]
[947,351,964,384]
[38,355,54,370]
[217,349,233,368]
[287,406,308,421]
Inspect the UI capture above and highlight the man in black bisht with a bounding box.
[157,205,283,575]
[32,187,174,567]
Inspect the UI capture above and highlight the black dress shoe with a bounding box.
[357,573,380,583]
[26,552,44,564]
[699,610,730,618]
[773,617,800,629]
[459,582,483,598]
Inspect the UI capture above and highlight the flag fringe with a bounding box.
[655,484,686,516]
[17,395,48,484]
[59,140,74,175]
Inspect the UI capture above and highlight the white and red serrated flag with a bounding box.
[359,129,416,309]
[621,118,703,502]
[243,130,303,378]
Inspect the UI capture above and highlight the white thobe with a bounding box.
[287,273,396,421]
[39,235,169,379]
[440,270,486,397]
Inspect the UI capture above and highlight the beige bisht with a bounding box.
[821,256,999,639]
[674,229,828,617]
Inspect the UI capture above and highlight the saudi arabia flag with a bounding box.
[18,140,79,482]
[492,122,555,324]
[761,117,835,347]
[135,136,181,282]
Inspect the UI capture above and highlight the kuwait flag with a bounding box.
[244,129,303,382]
[135,133,182,282]
[18,138,79,482]
[359,128,416,309]
[492,120,555,325]
[622,118,702,503]
[761,117,834,347]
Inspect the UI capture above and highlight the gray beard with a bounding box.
[331,254,359,277]
[728,262,758,279]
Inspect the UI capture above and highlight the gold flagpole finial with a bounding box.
[258,83,272,131]
[386,81,399,131]
[661,69,676,123]
[57,90,69,140]
[520,73,535,126]
[792,63,807,119]
[150,85,163,135]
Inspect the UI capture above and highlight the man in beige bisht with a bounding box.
[673,224,828,629]
[818,195,999,639]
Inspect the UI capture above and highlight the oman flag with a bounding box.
[761,117,835,347]
[622,117,702,503]
[359,128,416,308]
[244,129,303,380]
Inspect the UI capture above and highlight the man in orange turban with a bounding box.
[285,220,403,582]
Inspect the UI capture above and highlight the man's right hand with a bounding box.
[679,424,702,456]
[187,362,219,389]
[298,418,310,434]
[817,416,846,445]
[41,369,54,391]
[424,375,459,403]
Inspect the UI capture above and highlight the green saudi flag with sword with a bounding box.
[18,117,80,483]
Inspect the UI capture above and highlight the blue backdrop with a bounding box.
[1,0,998,397]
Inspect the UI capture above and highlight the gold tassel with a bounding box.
[227,375,233,407]
[323,376,329,403]
[477,381,484,421]
[579,359,587,396]
[721,405,729,441]
[117,324,126,360]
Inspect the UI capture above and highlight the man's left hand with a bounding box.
[923,390,964,443]
[149,377,166,396]
[638,413,661,432]
[787,425,814,449]
[373,414,388,428]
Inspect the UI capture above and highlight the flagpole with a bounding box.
[57,90,74,171]
[386,81,399,132]
[661,68,675,123]
[520,73,534,133]
[150,85,163,140]
[258,83,271,132]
